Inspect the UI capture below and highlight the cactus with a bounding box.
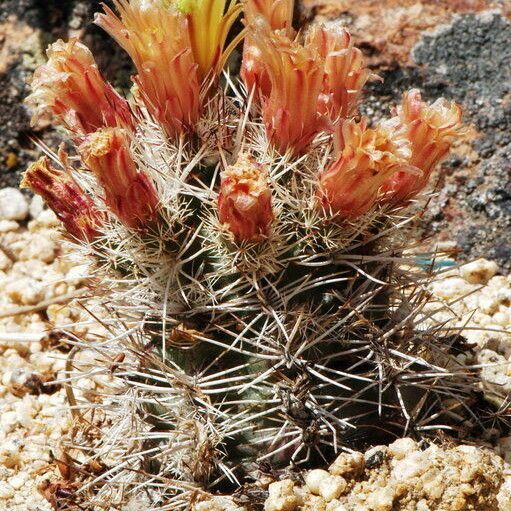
[22,0,489,509]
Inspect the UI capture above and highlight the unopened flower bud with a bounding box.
[241,0,294,98]
[382,90,466,201]
[318,119,411,219]
[257,29,324,154]
[308,25,376,122]
[218,154,273,241]
[79,128,159,229]
[21,156,103,241]
[26,38,133,135]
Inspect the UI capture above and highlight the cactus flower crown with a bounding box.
[22,1,486,509]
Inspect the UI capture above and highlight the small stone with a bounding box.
[305,469,330,495]
[318,475,347,502]
[31,209,59,229]
[302,494,326,511]
[0,482,14,499]
[265,480,298,511]
[8,473,26,490]
[392,451,428,481]
[0,440,21,468]
[330,452,365,477]
[478,294,499,315]
[0,188,29,221]
[0,220,19,233]
[388,438,418,460]
[0,250,12,271]
[4,277,43,305]
[416,500,431,511]
[325,500,347,511]
[431,277,475,299]
[460,259,498,285]
[0,411,18,433]
[29,195,45,219]
[18,233,56,263]
[364,487,395,511]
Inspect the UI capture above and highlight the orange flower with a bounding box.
[218,154,273,241]
[244,0,293,31]
[21,157,103,241]
[308,25,374,123]
[318,119,411,219]
[177,0,243,81]
[382,90,466,200]
[241,0,294,97]
[26,38,133,135]
[257,29,324,154]
[96,0,200,136]
[79,128,159,229]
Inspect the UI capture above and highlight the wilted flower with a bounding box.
[257,29,324,154]
[79,127,159,229]
[241,0,294,97]
[218,154,273,241]
[308,25,375,123]
[26,38,133,135]
[383,89,466,200]
[177,0,243,81]
[21,156,103,241]
[318,119,411,219]
[96,0,200,136]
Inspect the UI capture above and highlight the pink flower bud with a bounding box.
[79,128,159,229]
[382,90,466,201]
[318,119,411,219]
[241,0,294,98]
[26,38,133,135]
[218,154,273,241]
[257,29,324,155]
[241,42,273,99]
[244,0,294,31]
[308,26,376,122]
[96,0,200,137]
[21,157,103,241]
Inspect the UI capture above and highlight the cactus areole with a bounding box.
[23,0,485,509]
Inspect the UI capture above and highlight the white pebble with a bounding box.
[478,294,499,315]
[0,411,18,433]
[29,195,45,219]
[8,473,26,490]
[0,482,14,499]
[18,233,56,263]
[0,188,29,221]
[326,500,347,511]
[0,250,12,271]
[364,486,395,511]
[265,480,298,511]
[460,259,498,285]
[388,438,418,460]
[305,469,330,495]
[318,475,347,502]
[392,451,428,481]
[430,277,474,299]
[0,220,19,232]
